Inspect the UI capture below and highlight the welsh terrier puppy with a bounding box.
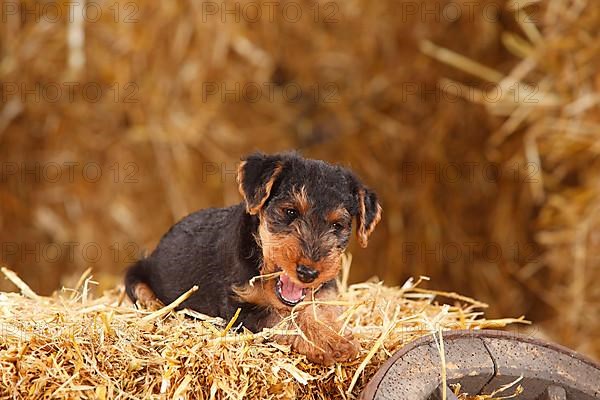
[125,152,382,364]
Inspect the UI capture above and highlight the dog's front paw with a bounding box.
[291,327,359,365]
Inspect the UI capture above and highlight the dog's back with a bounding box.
[125,203,261,321]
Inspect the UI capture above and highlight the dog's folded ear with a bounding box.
[347,174,382,248]
[356,187,382,247]
[237,153,284,214]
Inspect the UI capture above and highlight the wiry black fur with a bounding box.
[125,204,275,331]
[125,152,380,333]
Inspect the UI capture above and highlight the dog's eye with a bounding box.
[284,208,299,220]
[332,222,344,232]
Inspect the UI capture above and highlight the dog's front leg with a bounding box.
[276,286,359,365]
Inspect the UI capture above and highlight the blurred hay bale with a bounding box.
[0,265,523,399]
[421,0,600,357]
[0,0,511,301]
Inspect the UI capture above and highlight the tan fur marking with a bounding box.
[233,280,282,310]
[258,217,301,274]
[357,190,382,248]
[366,203,382,237]
[236,160,247,201]
[292,185,310,214]
[326,207,350,224]
[357,190,368,247]
[248,163,283,214]
[133,283,163,310]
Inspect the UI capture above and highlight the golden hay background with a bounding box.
[0,0,598,361]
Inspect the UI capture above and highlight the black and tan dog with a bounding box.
[125,152,381,364]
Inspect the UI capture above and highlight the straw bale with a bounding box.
[1,0,598,365]
[0,261,524,399]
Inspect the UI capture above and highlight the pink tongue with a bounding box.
[280,274,304,302]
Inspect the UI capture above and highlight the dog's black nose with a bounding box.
[296,264,319,283]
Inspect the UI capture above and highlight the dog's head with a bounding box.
[236,152,382,308]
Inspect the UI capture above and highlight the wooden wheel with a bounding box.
[360,330,600,400]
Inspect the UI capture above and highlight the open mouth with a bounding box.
[275,273,307,307]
